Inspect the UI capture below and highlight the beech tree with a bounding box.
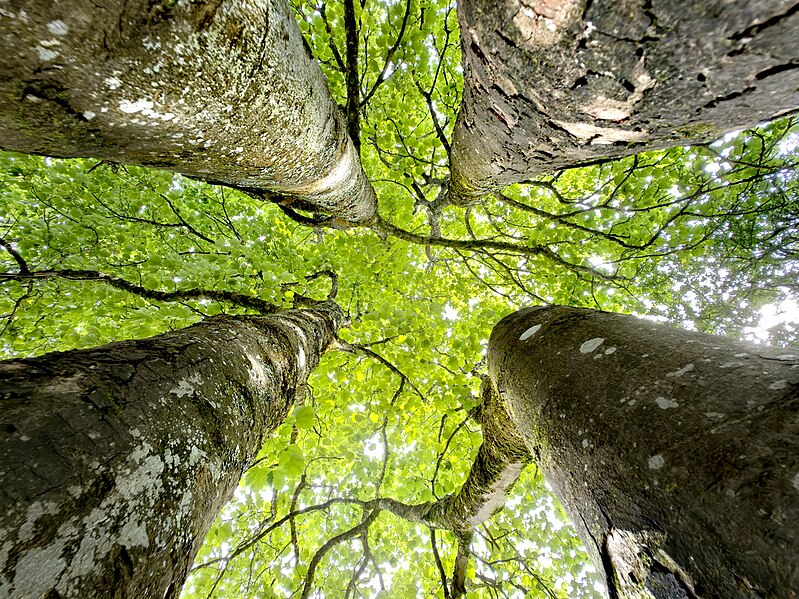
[1,0,798,598]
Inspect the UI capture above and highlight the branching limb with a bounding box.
[335,339,426,400]
[0,237,29,273]
[373,214,621,281]
[360,0,411,106]
[300,509,380,599]
[0,268,282,314]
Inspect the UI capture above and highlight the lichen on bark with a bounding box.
[0,0,376,222]
[488,305,799,598]
[450,0,799,201]
[0,302,343,599]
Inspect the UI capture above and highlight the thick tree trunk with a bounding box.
[451,0,799,200]
[0,302,342,599]
[488,305,799,598]
[0,0,376,223]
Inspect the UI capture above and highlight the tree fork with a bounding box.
[0,302,343,599]
[489,305,799,598]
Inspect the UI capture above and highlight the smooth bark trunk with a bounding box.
[489,305,799,598]
[0,0,376,222]
[451,0,799,200]
[0,302,342,599]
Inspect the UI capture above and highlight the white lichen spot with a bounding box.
[36,47,59,61]
[793,472,799,492]
[628,399,636,406]
[119,98,152,114]
[582,438,590,448]
[704,412,726,421]
[83,111,96,120]
[554,120,647,144]
[171,373,203,398]
[648,454,665,470]
[666,363,694,378]
[655,396,679,409]
[18,501,59,542]
[47,19,69,35]
[594,353,603,360]
[769,380,789,390]
[298,345,307,371]
[580,337,604,353]
[719,361,743,369]
[12,541,67,597]
[104,76,122,90]
[519,324,541,341]
[118,519,149,548]
[605,347,617,355]
[247,352,268,390]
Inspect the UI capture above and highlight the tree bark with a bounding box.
[450,0,799,201]
[0,0,376,223]
[488,305,799,598]
[0,302,342,599]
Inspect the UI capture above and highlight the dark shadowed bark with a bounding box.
[0,0,376,223]
[450,0,799,200]
[489,305,799,598]
[0,302,342,599]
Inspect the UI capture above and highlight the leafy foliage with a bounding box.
[1,0,798,597]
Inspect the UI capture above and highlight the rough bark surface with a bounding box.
[489,305,799,598]
[451,0,799,200]
[0,0,376,222]
[0,302,342,599]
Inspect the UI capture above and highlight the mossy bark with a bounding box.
[0,302,342,599]
[451,0,799,201]
[0,0,376,222]
[489,305,799,598]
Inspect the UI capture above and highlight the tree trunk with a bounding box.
[488,305,799,598]
[0,0,376,223]
[0,302,342,599]
[450,0,799,200]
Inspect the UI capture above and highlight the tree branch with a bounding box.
[300,509,380,599]
[0,269,281,313]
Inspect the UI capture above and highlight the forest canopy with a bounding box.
[1,0,798,597]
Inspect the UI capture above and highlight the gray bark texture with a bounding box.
[0,0,376,223]
[0,302,342,599]
[488,305,799,598]
[450,0,799,200]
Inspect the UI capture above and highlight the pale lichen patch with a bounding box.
[46,20,68,35]
[655,397,679,410]
[171,373,203,398]
[104,76,122,90]
[648,454,665,470]
[666,363,694,378]
[36,47,59,61]
[554,120,647,144]
[769,380,788,391]
[580,337,604,353]
[700,413,724,424]
[118,519,149,548]
[519,324,541,341]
